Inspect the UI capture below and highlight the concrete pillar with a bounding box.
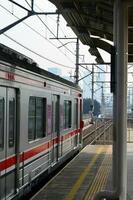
[115,0,128,199]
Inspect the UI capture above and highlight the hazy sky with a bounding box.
[1,0,132,112]
[0,0,127,100]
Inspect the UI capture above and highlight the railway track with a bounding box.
[83,120,113,147]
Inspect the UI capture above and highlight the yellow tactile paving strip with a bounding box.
[65,146,105,200]
[84,146,112,200]
[32,145,112,200]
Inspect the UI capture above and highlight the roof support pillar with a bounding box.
[94,1,128,199]
[115,0,128,199]
[112,0,119,193]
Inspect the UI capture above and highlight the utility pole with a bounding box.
[75,38,79,85]
[101,82,105,116]
[56,14,60,39]
[90,65,94,122]
[91,65,94,111]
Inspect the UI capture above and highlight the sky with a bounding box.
[1,0,130,102]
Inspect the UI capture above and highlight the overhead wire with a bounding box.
[26,1,68,39]
[1,2,88,72]
[36,16,76,56]
[25,0,76,56]
[30,1,76,53]
[0,4,47,39]
[3,33,74,69]
[79,71,92,95]
[24,0,86,64]
[1,1,92,81]
[0,4,74,64]
[79,69,111,100]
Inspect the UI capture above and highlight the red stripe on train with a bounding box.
[0,156,17,171]
[0,129,80,171]
[21,142,50,162]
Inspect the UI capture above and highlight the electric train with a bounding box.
[0,44,83,199]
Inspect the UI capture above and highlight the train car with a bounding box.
[0,44,83,199]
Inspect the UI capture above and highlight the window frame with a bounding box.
[73,98,78,129]
[0,97,4,150]
[28,96,46,142]
[8,98,15,148]
[63,100,72,130]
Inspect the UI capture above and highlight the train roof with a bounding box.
[0,43,80,89]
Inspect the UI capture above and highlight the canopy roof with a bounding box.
[49,0,133,63]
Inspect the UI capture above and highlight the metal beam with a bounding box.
[78,62,111,65]
[0,14,31,35]
[78,72,92,82]
[0,1,58,35]
[9,0,30,12]
[90,38,112,54]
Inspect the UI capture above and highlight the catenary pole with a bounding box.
[75,38,79,85]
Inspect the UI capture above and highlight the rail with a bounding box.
[83,118,133,144]
[82,120,113,146]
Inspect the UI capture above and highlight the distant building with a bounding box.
[48,67,74,82]
[83,71,91,98]
[104,95,113,118]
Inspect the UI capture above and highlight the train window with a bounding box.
[55,98,59,132]
[28,97,36,141]
[36,98,46,139]
[63,100,72,129]
[52,95,59,133]
[9,98,15,147]
[28,97,46,142]
[0,97,4,150]
[74,99,78,128]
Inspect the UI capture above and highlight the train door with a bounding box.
[79,99,83,144]
[51,95,60,164]
[74,99,78,147]
[0,87,16,200]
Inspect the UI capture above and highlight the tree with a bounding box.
[83,98,101,116]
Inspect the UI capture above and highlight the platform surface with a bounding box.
[127,143,133,199]
[31,144,133,200]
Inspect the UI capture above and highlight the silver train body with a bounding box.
[0,44,83,199]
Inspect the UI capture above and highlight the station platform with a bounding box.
[31,144,133,200]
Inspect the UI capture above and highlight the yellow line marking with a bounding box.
[84,146,112,200]
[65,146,105,200]
[91,148,110,194]
[89,146,111,199]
